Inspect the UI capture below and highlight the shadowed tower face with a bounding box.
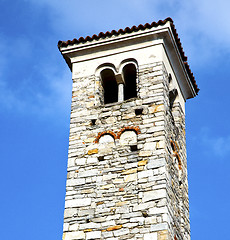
[58,18,198,240]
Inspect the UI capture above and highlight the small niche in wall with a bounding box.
[130,145,138,151]
[142,211,148,217]
[169,89,178,109]
[170,140,176,152]
[135,108,143,116]
[98,156,104,161]
[168,73,172,83]
[91,119,96,125]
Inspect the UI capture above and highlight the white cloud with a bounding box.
[0,32,72,119]
[171,0,230,65]
[198,127,230,158]
[23,0,230,64]
[3,0,228,119]
[37,64,72,115]
[0,64,72,118]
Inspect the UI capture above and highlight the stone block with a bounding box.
[138,160,148,166]
[133,201,155,211]
[113,178,123,184]
[145,216,157,225]
[106,117,116,124]
[142,189,166,203]
[101,220,116,227]
[86,231,101,239]
[100,184,114,190]
[78,169,98,178]
[63,231,85,240]
[63,223,69,232]
[87,149,98,155]
[65,198,91,208]
[102,231,113,238]
[121,168,137,175]
[149,207,167,215]
[98,146,113,155]
[124,173,137,182]
[130,216,144,224]
[147,158,166,169]
[156,140,165,149]
[64,208,78,218]
[139,151,152,157]
[138,170,153,179]
[79,222,101,230]
[87,157,98,164]
[116,201,128,207]
[144,232,158,240]
[158,230,169,240]
[107,225,123,231]
[84,138,95,143]
[66,178,85,186]
[150,223,168,232]
[103,173,117,181]
[146,126,164,133]
[143,142,156,151]
[113,228,129,237]
[69,223,79,231]
[75,158,86,165]
[68,158,75,167]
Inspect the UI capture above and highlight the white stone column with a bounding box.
[116,74,125,102]
[118,83,124,102]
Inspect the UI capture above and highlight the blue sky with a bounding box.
[0,0,229,239]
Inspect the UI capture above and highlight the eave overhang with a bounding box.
[58,18,199,99]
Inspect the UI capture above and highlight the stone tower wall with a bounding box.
[62,60,190,240]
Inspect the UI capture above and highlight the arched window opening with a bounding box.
[123,64,137,100]
[98,134,115,144]
[98,133,115,155]
[120,130,137,146]
[100,69,118,104]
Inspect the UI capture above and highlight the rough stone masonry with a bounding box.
[58,18,198,240]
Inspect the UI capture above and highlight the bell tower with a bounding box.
[58,18,198,240]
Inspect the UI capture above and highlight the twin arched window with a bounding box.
[123,63,137,100]
[101,69,118,104]
[100,62,137,104]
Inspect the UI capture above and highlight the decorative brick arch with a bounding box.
[117,126,140,139]
[94,130,117,143]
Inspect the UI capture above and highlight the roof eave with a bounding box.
[58,18,199,96]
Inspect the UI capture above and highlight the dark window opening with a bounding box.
[123,64,137,100]
[101,69,118,104]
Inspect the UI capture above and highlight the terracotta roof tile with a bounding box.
[58,17,199,94]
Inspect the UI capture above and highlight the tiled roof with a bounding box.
[58,17,199,94]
